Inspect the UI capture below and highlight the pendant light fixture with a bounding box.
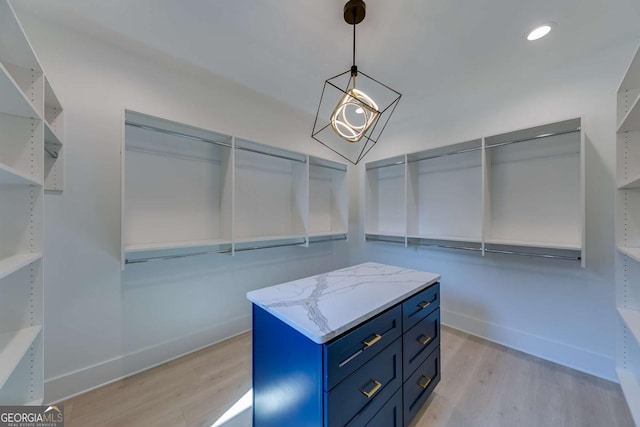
[311,0,402,165]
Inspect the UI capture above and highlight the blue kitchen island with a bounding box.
[247,262,441,427]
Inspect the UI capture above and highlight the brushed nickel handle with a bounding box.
[361,380,382,398]
[418,335,432,345]
[362,333,382,348]
[418,301,431,309]
[418,376,432,389]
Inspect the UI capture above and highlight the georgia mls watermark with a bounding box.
[0,406,63,427]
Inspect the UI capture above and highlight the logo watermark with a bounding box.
[0,406,63,427]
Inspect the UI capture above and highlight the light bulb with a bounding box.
[527,24,552,41]
[330,88,380,143]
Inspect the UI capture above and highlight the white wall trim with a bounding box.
[442,309,617,382]
[44,314,251,404]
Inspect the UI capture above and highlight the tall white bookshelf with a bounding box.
[616,43,640,426]
[0,0,62,405]
[121,111,349,266]
[365,118,585,265]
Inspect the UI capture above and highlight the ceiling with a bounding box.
[12,0,640,118]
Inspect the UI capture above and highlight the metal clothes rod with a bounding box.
[235,145,307,164]
[310,234,348,243]
[409,242,482,252]
[485,248,580,261]
[125,121,231,148]
[125,239,307,264]
[234,239,307,252]
[311,163,347,172]
[366,236,405,244]
[407,146,482,163]
[126,146,222,165]
[44,146,59,159]
[366,161,405,171]
[486,128,580,150]
[126,248,232,264]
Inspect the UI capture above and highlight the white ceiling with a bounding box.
[13,0,640,117]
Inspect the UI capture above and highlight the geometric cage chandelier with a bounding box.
[312,0,402,165]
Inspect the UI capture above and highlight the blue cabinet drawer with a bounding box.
[325,338,402,427]
[403,346,440,427]
[325,305,402,391]
[344,387,402,427]
[402,282,439,332]
[403,308,440,380]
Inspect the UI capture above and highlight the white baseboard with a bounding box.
[441,308,617,382]
[44,314,252,404]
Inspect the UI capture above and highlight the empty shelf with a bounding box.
[0,326,41,389]
[0,162,41,186]
[619,307,640,348]
[484,238,581,251]
[234,234,306,245]
[125,239,232,254]
[617,368,640,427]
[618,92,640,133]
[618,246,640,263]
[408,234,482,243]
[0,63,39,119]
[44,122,62,147]
[0,253,42,280]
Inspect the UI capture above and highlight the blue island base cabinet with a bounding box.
[248,263,441,427]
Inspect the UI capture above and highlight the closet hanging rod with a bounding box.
[366,236,405,244]
[234,239,307,252]
[310,234,348,243]
[125,248,232,264]
[409,242,482,252]
[125,121,232,148]
[235,146,307,163]
[484,248,580,261]
[44,146,59,159]
[125,239,307,264]
[311,163,347,172]
[485,128,580,150]
[366,161,405,171]
[407,146,483,163]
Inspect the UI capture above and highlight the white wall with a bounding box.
[351,39,640,381]
[17,16,351,403]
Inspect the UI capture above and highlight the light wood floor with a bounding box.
[58,326,634,427]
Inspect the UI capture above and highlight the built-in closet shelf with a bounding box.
[308,231,348,238]
[125,239,232,254]
[0,253,41,280]
[618,92,640,133]
[0,63,40,120]
[619,175,640,190]
[619,308,640,348]
[617,246,640,263]
[44,122,62,147]
[408,234,482,244]
[0,326,41,389]
[27,398,43,406]
[484,239,581,251]
[0,162,41,186]
[234,234,307,245]
[617,368,640,426]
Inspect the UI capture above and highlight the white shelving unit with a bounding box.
[365,118,585,265]
[0,0,57,404]
[121,111,348,266]
[308,156,348,240]
[616,43,640,426]
[234,138,308,247]
[365,155,407,240]
[406,139,483,245]
[44,77,64,192]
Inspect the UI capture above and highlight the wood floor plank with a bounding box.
[58,328,634,427]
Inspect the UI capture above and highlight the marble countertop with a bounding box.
[247,262,440,344]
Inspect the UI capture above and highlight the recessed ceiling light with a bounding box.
[526,24,553,41]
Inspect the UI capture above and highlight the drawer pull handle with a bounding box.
[418,376,432,389]
[360,380,382,398]
[418,335,432,345]
[362,334,382,348]
[418,301,431,309]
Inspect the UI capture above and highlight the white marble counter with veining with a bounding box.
[247,262,440,344]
